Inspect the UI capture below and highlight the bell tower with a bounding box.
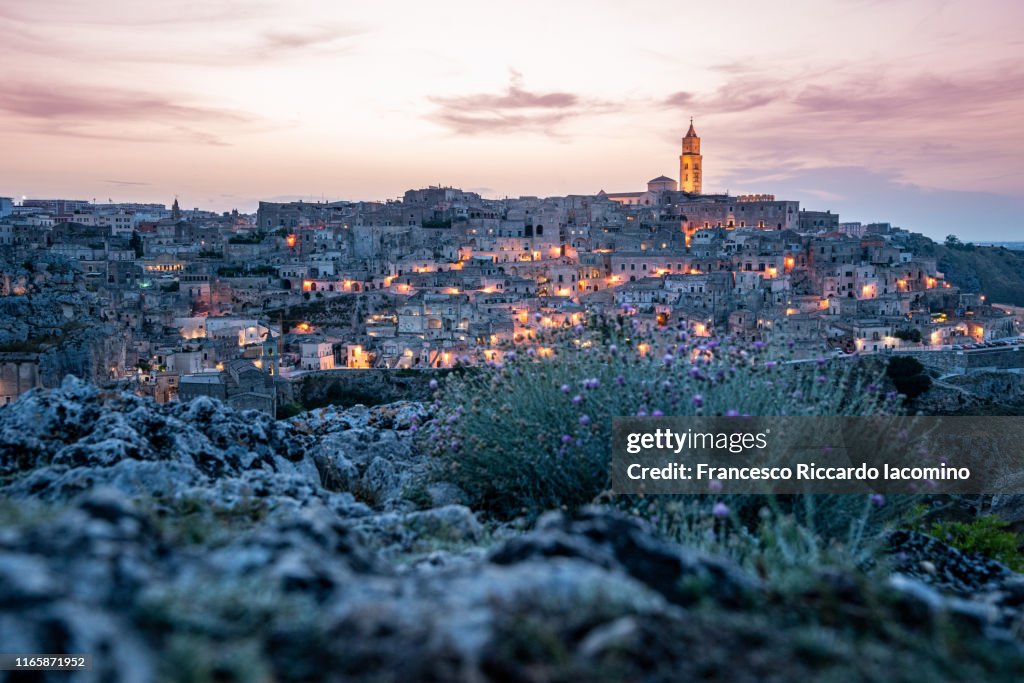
[679,118,702,194]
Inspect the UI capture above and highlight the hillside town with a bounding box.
[1,123,1019,414]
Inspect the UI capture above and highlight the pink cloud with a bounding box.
[0,82,259,145]
[3,83,249,122]
[429,71,616,135]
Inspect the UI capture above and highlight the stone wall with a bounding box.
[887,346,1024,374]
[964,346,1024,370]
[283,368,454,409]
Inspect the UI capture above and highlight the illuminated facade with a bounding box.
[679,119,702,194]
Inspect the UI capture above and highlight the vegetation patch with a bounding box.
[928,515,1024,571]
[433,315,900,520]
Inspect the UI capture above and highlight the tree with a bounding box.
[945,234,962,248]
[129,231,144,258]
[893,328,922,343]
[886,356,932,400]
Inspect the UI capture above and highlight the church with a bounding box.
[598,122,802,232]
[601,120,703,205]
[679,118,702,194]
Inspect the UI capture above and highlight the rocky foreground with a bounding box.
[2,379,1024,682]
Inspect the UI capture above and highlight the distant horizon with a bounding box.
[3,0,1022,241]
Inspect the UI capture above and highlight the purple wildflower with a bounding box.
[652,409,664,417]
[692,394,704,408]
[870,494,886,508]
[572,394,583,405]
[579,414,591,426]
[712,502,730,518]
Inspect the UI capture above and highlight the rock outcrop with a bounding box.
[2,380,1024,682]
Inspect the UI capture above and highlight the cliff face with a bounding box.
[2,380,1024,682]
[37,323,131,388]
[0,297,69,347]
[0,293,125,388]
[908,237,1024,306]
[948,372,1024,403]
[916,370,1024,416]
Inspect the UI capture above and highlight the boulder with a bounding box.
[490,507,762,608]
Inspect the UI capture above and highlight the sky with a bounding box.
[2,0,1023,240]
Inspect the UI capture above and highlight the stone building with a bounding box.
[0,353,42,406]
[178,359,277,415]
[679,119,703,194]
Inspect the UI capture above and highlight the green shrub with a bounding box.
[276,401,306,419]
[433,315,901,520]
[893,329,922,343]
[624,492,918,587]
[227,231,266,244]
[928,515,1024,571]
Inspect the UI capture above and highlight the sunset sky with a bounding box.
[2,0,1023,239]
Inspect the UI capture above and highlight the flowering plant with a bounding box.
[432,314,899,519]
